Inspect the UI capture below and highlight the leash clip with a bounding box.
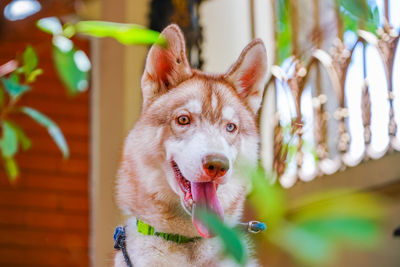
[114,226,126,250]
[247,221,266,234]
[113,226,133,267]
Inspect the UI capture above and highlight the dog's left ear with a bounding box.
[224,39,268,114]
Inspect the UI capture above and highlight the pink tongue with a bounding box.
[191,181,224,238]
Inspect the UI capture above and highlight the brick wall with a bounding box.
[0,29,90,266]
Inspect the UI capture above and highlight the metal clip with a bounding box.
[113,226,126,250]
[239,221,266,234]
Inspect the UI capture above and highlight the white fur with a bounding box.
[222,106,236,121]
[211,92,218,111]
[165,129,236,184]
[185,99,202,114]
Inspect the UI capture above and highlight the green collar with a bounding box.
[136,219,200,244]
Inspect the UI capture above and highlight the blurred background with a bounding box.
[0,0,399,266]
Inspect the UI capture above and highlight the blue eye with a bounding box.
[226,123,237,133]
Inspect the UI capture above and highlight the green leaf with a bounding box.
[3,156,19,181]
[298,217,381,247]
[276,0,292,64]
[245,166,286,229]
[195,207,247,265]
[270,222,335,266]
[1,121,18,157]
[339,0,368,20]
[20,107,69,158]
[365,6,380,33]
[52,42,89,95]
[62,24,76,38]
[342,13,359,33]
[6,121,31,151]
[22,45,38,77]
[27,68,43,83]
[338,0,380,35]
[1,73,30,99]
[289,190,384,223]
[36,17,63,35]
[75,21,167,47]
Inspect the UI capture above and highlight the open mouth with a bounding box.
[171,160,224,238]
[171,161,193,210]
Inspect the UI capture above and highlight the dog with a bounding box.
[114,24,268,266]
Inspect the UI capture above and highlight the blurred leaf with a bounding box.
[6,121,31,151]
[342,12,359,33]
[52,45,89,95]
[20,107,69,158]
[75,21,167,47]
[276,0,292,64]
[289,190,384,223]
[22,45,38,77]
[270,222,335,266]
[26,68,43,83]
[36,17,63,35]
[273,212,381,265]
[339,0,368,20]
[0,121,18,157]
[298,217,381,247]
[338,0,379,35]
[3,156,19,181]
[62,24,76,38]
[246,166,286,229]
[1,73,30,99]
[365,6,380,33]
[195,207,247,265]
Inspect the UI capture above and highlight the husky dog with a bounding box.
[114,24,267,266]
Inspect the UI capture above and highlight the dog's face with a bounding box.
[117,25,267,238]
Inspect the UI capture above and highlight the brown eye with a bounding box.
[226,123,237,133]
[177,115,190,125]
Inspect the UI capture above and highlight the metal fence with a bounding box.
[264,0,400,187]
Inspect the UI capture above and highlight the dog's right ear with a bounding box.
[141,24,192,108]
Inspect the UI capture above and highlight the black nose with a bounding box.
[202,154,229,178]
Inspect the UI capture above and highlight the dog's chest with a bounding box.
[114,232,239,267]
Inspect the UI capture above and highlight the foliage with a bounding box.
[36,17,167,95]
[36,17,91,95]
[194,164,384,266]
[1,18,165,181]
[248,167,383,266]
[338,0,380,34]
[0,46,68,181]
[20,107,69,158]
[275,0,380,65]
[73,21,167,47]
[195,207,247,265]
[276,0,293,65]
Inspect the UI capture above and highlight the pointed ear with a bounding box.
[224,39,268,114]
[141,24,192,107]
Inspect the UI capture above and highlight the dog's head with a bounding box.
[117,25,267,238]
